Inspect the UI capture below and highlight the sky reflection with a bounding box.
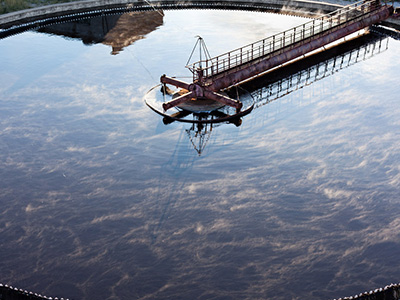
[0,9,400,300]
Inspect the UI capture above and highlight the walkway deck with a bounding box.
[161,0,393,110]
[185,0,394,90]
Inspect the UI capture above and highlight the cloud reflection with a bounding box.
[0,10,400,300]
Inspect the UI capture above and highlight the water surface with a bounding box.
[1,9,400,300]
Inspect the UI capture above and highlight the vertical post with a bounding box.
[197,68,203,85]
[193,65,197,81]
[312,20,314,35]
[273,35,275,51]
[262,39,265,56]
[371,39,376,53]
[294,27,296,42]
[199,37,202,70]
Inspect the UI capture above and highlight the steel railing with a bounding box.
[186,0,381,81]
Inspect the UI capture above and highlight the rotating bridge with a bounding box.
[160,0,394,112]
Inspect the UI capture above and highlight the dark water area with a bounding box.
[1,9,400,300]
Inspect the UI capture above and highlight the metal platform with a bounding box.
[159,0,393,113]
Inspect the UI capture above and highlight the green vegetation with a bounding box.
[1,0,29,13]
[1,0,79,14]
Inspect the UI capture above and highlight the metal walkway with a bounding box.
[186,0,386,81]
[161,0,394,111]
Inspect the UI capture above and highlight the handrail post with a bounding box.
[262,39,265,56]
[294,27,296,42]
[197,68,203,85]
[312,20,315,35]
[273,35,275,51]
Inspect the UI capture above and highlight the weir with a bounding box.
[160,0,394,111]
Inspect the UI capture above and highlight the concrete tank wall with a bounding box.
[0,0,343,28]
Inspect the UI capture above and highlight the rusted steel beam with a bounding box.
[162,91,194,111]
[161,89,242,111]
[160,3,392,112]
[160,74,191,90]
[203,90,243,110]
[161,74,243,111]
[208,5,394,91]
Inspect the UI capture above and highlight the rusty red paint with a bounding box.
[160,5,393,111]
[208,5,393,91]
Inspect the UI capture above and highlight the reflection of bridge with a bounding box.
[249,31,389,110]
[161,0,393,112]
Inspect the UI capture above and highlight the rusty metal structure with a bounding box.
[161,0,394,112]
